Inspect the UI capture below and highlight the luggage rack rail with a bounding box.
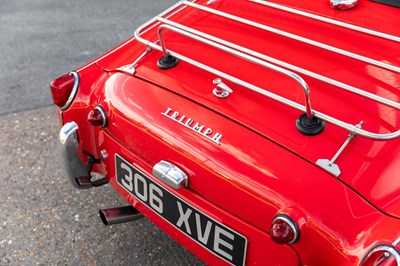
[249,0,400,43]
[133,0,400,140]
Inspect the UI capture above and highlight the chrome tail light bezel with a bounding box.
[60,71,80,111]
[270,214,300,245]
[361,245,400,266]
[62,71,80,111]
[87,105,108,128]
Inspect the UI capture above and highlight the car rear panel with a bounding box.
[74,71,396,264]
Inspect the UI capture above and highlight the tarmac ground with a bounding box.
[0,0,204,265]
[0,107,203,265]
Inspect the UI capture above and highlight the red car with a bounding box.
[51,0,400,265]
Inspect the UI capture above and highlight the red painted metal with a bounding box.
[52,0,400,265]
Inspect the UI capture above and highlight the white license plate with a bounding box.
[115,154,247,266]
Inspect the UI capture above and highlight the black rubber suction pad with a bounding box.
[296,113,325,136]
[157,55,179,69]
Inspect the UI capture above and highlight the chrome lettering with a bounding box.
[171,111,179,119]
[212,133,223,144]
[185,118,193,127]
[162,107,223,144]
[162,107,173,116]
[203,128,212,136]
[193,122,204,132]
[178,115,186,123]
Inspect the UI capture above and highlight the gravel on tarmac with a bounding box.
[0,106,204,266]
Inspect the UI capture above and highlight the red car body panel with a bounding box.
[53,0,400,265]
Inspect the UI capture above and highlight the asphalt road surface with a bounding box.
[0,1,204,265]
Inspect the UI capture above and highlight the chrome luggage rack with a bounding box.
[130,0,400,174]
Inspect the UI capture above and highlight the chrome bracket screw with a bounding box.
[100,150,108,161]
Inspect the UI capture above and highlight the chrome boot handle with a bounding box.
[152,161,188,189]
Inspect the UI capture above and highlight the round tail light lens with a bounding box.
[88,106,107,127]
[50,72,79,110]
[270,214,300,244]
[361,246,400,266]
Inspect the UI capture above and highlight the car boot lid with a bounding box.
[96,0,400,218]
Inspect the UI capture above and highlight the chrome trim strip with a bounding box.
[157,21,314,118]
[361,245,400,265]
[157,17,400,110]
[394,237,400,247]
[249,0,400,43]
[182,1,400,74]
[60,71,79,111]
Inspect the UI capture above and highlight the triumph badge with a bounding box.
[162,107,223,144]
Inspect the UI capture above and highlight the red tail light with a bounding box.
[361,246,400,266]
[50,72,79,110]
[270,214,300,245]
[88,106,107,127]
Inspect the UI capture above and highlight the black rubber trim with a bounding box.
[157,55,179,69]
[296,114,325,136]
